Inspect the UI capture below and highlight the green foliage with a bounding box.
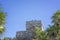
[32,10,60,40]
[3,37,9,40]
[52,10,60,25]
[0,5,6,34]
[46,10,60,40]
[0,12,6,25]
[3,37,12,40]
[32,27,50,40]
[0,25,5,34]
[55,30,60,40]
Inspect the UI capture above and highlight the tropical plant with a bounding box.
[46,10,60,40]
[0,4,6,34]
[32,27,50,40]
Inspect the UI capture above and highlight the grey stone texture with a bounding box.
[16,20,43,40]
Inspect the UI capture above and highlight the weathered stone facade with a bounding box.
[16,20,43,40]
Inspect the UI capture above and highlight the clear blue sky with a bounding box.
[0,0,60,38]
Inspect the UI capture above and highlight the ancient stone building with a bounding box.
[16,20,44,40]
